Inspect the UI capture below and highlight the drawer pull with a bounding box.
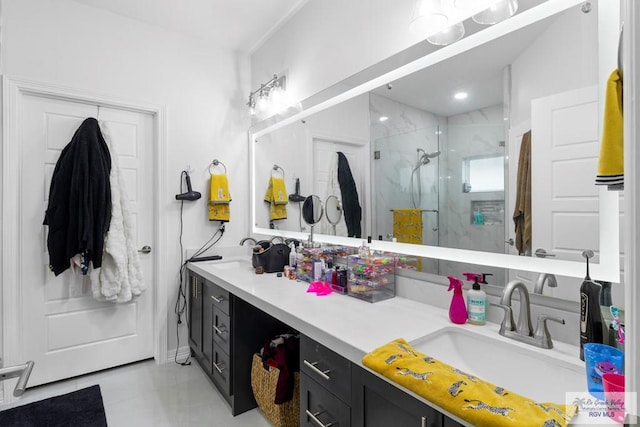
[421,416,427,427]
[303,360,331,381]
[211,295,225,303]
[213,361,225,374]
[305,410,334,427]
[213,325,226,335]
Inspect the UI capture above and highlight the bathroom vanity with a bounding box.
[187,259,585,426]
[187,268,290,415]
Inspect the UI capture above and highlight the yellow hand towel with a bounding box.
[209,175,231,222]
[209,203,230,222]
[264,177,288,220]
[596,68,624,189]
[392,209,423,244]
[209,174,231,204]
[392,209,423,271]
[268,177,288,205]
[363,338,577,427]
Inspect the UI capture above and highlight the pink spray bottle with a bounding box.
[447,276,468,324]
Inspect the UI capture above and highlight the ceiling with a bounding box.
[71,0,308,52]
[371,0,555,117]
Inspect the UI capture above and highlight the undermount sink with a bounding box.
[409,327,586,403]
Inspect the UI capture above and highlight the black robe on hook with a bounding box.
[337,152,362,238]
[44,117,112,276]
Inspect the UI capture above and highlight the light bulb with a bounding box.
[426,21,465,46]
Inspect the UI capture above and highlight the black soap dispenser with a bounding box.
[579,250,604,361]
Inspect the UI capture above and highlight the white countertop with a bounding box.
[188,257,450,363]
[188,257,590,425]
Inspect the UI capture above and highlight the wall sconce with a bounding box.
[247,74,287,116]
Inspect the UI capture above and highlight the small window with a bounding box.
[462,155,504,193]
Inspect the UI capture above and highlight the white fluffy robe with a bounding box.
[91,121,145,302]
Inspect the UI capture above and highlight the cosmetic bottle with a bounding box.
[325,262,333,283]
[288,242,296,269]
[466,277,487,325]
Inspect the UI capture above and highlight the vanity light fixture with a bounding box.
[411,0,519,46]
[472,0,518,25]
[409,0,449,36]
[426,22,465,46]
[247,74,287,116]
[454,91,468,100]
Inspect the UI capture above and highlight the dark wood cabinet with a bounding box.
[187,273,204,356]
[189,269,469,424]
[300,335,352,427]
[352,365,443,427]
[301,372,351,427]
[188,270,290,416]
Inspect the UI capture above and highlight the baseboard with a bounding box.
[166,346,191,365]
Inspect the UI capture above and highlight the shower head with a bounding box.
[416,149,441,165]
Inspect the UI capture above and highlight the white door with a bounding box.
[20,94,154,386]
[313,138,366,237]
[529,86,598,298]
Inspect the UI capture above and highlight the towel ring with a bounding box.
[272,164,285,178]
[209,159,227,175]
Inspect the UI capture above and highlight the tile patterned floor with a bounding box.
[1,360,272,426]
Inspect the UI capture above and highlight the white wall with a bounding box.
[510,3,599,126]
[0,0,251,358]
[251,0,423,107]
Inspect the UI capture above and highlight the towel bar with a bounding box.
[0,360,35,396]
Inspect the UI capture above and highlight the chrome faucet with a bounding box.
[533,273,558,294]
[239,237,257,246]
[492,280,565,349]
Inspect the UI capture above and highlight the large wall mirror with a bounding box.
[250,0,622,303]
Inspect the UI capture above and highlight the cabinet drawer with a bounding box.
[209,281,230,315]
[213,310,231,354]
[301,335,351,403]
[301,372,350,427]
[212,343,231,397]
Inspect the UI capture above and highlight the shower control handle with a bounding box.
[505,238,514,246]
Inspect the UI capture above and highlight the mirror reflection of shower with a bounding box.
[410,148,441,208]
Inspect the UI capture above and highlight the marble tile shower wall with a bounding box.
[439,105,507,282]
[370,93,445,273]
[370,94,508,280]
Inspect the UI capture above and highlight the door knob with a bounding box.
[534,248,556,258]
[505,238,514,246]
[138,245,152,254]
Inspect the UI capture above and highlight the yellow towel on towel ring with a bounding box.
[209,174,231,204]
[209,174,231,222]
[362,338,577,427]
[264,177,288,220]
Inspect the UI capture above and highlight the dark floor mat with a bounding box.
[0,384,107,426]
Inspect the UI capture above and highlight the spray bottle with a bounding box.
[463,272,488,325]
[447,276,468,324]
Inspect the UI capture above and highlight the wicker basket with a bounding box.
[251,353,300,427]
